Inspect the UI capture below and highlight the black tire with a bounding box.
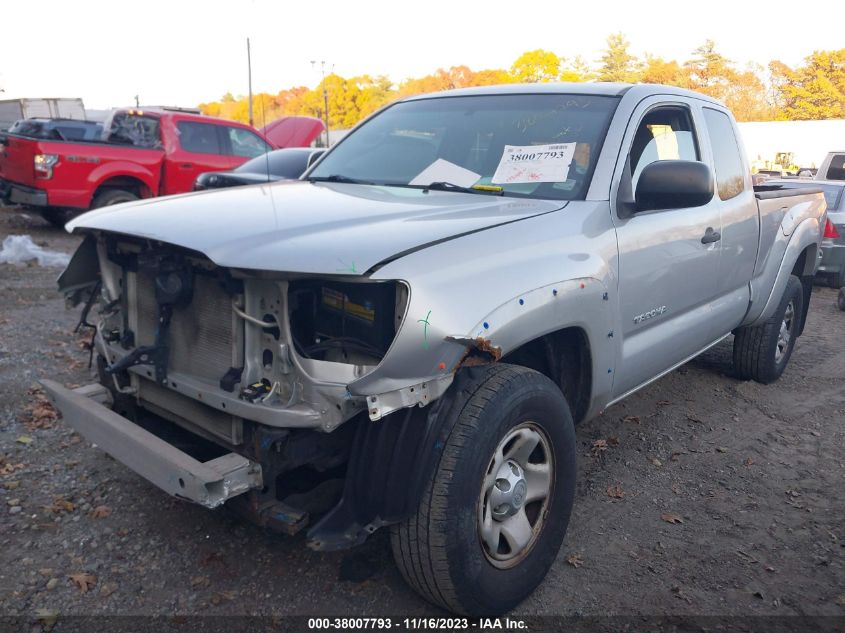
[390,364,576,615]
[837,288,845,311]
[830,271,844,289]
[91,188,138,208]
[40,208,78,228]
[733,275,804,384]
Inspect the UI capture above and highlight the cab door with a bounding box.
[162,119,237,195]
[610,99,723,398]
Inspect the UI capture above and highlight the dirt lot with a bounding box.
[1,205,843,627]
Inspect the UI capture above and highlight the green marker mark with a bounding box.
[417,310,432,349]
[336,259,358,274]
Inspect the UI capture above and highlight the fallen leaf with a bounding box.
[566,554,584,568]
[99,582,118,597]
[2,481,20,490]
[670,451,684,461]
[49,497,75,514]
[651,458,662,467]
[837,595,845,606]
[91,505,112,519]
[606,485,625,499]
[34,608,59,629]
[0,460,26,475]
[766,566,776,572]
[210,590,236,605]
[657,400,670,406]
[69,573,97,593]
[21,396,59,430]
[661,513,684,524]
[716,447,728,453]
[591,439,608,457]
[607,436,620,447]
[622,415,640,424]
[191,576,210,588]
[15,435,33,445]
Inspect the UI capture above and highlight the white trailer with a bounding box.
[0,98,86,130]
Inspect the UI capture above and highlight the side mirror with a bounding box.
[635,160,714,212]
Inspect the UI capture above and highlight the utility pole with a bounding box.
[134,95,139,108]
[311,60,332,147]
[247,38,254,127]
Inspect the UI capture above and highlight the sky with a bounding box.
[1,0,842,110]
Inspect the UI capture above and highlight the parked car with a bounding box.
[765,179,844,287]
[45,83,826,616]
[816,152,845,181]
[193,147,325,191]
[0,109,324,226]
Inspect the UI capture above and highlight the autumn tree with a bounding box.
[722,65,774,122]
[685,40,734,100]
[597,33,639,82]
[560,56,593,82]
[509,49,561,83]
[772,50,845,120]
[639,56,690,87]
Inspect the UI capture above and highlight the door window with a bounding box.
[703,108,746,200]
[177,121,223,155]
[630,107,699,189]
[227,127,271,158]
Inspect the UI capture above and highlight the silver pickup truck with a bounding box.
[45,83,826,615]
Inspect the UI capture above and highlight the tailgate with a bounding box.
[0,134,39,186]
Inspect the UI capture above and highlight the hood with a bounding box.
[260,116,325,148]
[67,181,565,275]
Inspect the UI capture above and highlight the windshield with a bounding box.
[309,93,619,199]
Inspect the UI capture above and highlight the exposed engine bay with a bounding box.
[63,233,409,438]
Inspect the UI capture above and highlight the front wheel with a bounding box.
[837,288,845,311]
[391,364,576,615]
[733,274,804,384]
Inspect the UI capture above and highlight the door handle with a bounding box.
[701,227,721,244]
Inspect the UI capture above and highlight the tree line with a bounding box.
[198,35,845,128]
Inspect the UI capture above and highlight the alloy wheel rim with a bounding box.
[775,301,795,364]
[478,422,554,569]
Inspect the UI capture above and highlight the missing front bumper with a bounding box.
[40,379,262,508]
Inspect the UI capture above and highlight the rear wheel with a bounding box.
[733,275,804,384]
[390,364,576,615]
[837,288,845,311]
[92,188,138,208]
[829,271,844,289]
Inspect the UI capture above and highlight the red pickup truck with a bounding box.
[0,109,324,225]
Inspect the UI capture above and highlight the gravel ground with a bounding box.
[1,205,843,628]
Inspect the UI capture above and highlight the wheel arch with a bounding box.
[91,175,153,204]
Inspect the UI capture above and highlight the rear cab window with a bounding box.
[824,154,845,180]
[104,111,162,148]
[702,108,746,200]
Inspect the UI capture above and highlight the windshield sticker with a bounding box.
[409,158,481,188]
[491,143,576,184]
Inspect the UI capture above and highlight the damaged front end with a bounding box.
[49,231,464,542]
